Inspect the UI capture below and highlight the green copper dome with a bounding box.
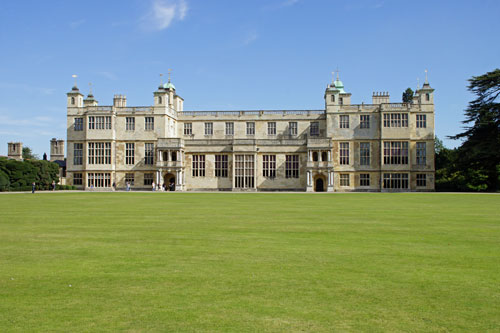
[334,79,346,93]
[163,81,176,90]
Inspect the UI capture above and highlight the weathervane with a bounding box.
[72,74,78,87]
[160,73,164,85]
[335,66,340,80]
[89,82,93,95]
[424,69,428,84]
[168,68,172,82]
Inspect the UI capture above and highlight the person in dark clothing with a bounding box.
[32,182,36,194]
[52,181,56,191]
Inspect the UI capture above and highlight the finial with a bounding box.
[168,68,172,82]
[331,71,335,84]
[72,74,78,87]
[160,73,164,85]
[424,69,428,84]
[416,77,420,90]
[335,66,340,80]
[88,82,93,95]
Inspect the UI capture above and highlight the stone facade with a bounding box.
[65,75,435,192]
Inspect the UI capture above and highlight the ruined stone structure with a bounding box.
[65,74,435,191]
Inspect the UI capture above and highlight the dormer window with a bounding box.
[71,97,75,105]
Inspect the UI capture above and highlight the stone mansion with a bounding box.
[65,74,435,192]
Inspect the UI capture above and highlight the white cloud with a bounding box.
[0,82,55,96]
[243,31,258,46]
[142,0,188,31]
[96,71,118,80]
[262,0,299,11]
[69,19,86,29]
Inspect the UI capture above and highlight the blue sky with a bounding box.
[0,0,499,156]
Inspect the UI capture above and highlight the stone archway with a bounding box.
[314,175,326,192]
[164,173,176,191]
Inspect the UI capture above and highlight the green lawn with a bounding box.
[0,193,499,332]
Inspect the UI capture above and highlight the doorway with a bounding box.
[315,177,325,192]
[164,173,176,191]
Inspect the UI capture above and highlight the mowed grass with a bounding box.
[0,193,499,332]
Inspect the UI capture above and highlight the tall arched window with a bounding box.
[331,95,335,102]
[313,152,319,162]
[71,97,75,105]
[426,93,430,101]
[321,152,327,162]
[158,96,163,104]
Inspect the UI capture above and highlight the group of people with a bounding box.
[31,181,57,193]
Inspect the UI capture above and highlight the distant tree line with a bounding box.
[0,157,68,191]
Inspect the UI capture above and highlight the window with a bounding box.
[145,117,154,131]
[246,122,255,135]
[192,155,205,177]
[145,143,154,165]
[360,142,370,166]
[416,114,427,128]
[74,118,83,131]
[88,142,111,165]
[331,95,335,102]
[144,173,154,186]
[268,122,276,136]
[339,115,349,128]
[416,142,426,165]
[126,143,135,165]
[215,155,228,177]
[339,142,349,165]
[313,152,319,162]
[88,116,95,129]
[125,173,135,186]
[158,96,162,104]
[126,117,135,131]
[87,173,111,188]
[426,93,430,101]
[285,155,299,178]
[383,173,409,189]
[339,97,344,105]
[288,122,297,136]
[204,122,213,136]
[235,155,254,188]
[263,155,276,178]
[105,116,112,129]
[383,141,409,164]
[73,143,83,165]
[417,174,427,187]
[383,113,408,127]
[360,174,370,186]
[321,151,327,161]
[184,123,192,136]
[340,174,350,186]
[225,122,234,136]
[96,116,104,129]
[71,97,75,105]
[73,173,83,185]
[360,115,370,129]
[310,122,319,136]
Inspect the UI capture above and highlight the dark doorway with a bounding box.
[164,173,176,191]
[315,178,325,192]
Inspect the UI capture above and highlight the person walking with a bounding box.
[52,181,56,191]
[31,182,36,194]
[152,181,155,192]
[126,182,130,192]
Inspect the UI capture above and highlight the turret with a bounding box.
[372,92,390,104]
[83,83,98,107]
[113,94,127,107]
[50,138,65,162]
[417,70,434,105]
[7,142,23,161]
[67,75,83,107]
[325,71,351,111]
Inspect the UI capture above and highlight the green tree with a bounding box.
[402,87,414,103]
[22,146,39,160]
[0,169,9,191]
[450,69,500,191]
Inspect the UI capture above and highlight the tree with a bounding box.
[450,69,500,191]
[22,146,39,160]
[402,87,414,103]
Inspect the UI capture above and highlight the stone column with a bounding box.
[328,150,331,161]
[308,150,312,162]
